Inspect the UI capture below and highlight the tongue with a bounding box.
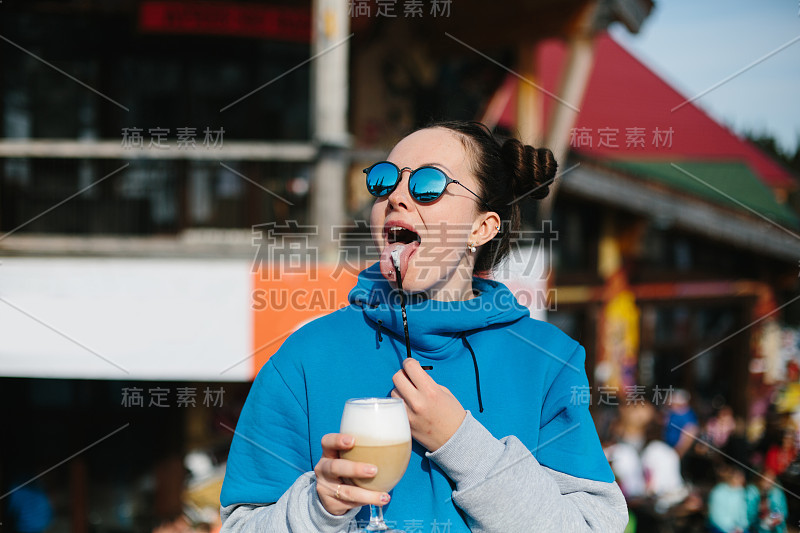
[380,241,419,283]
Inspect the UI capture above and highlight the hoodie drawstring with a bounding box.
[374,313,477,407]
[461,334,484,413]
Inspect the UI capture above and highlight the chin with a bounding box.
[397,265,461,299]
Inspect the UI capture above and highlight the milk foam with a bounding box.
[340,398,411,445]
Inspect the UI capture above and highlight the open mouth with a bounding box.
[381,224,422,282]
[386,226,421,245]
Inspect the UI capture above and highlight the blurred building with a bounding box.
[0,1,324,529]
[486,35,800,418]
[8,0,798,530]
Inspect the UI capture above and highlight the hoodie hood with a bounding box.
[348,262,529,357]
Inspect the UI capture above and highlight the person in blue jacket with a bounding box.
[220,121,628,532]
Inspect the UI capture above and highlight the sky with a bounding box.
[610,0,800,155]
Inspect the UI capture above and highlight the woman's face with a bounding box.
[370,127,494,300]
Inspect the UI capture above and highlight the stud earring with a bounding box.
[467,242,477,253]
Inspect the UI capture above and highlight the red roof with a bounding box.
[498,33,795,189]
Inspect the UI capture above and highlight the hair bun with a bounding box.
[501,138,557,200]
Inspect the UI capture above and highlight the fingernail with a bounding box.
[342,436,354,446]
[380,494,390,504]
[365,465,377,475]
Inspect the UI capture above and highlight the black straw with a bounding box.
[393,262,413,360]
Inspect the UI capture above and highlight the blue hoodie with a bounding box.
[221,263,614,528]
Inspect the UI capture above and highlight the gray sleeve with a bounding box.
[219,472,360,533]
[426,412,629,532]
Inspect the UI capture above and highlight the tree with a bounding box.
[745,131,800,177]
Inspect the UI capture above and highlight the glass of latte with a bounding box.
[340,397,411,532]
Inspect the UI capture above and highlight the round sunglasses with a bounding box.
[364,161,493,211]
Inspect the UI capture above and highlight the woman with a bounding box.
[220,121,628,532]
[708,465,750,533]
[765,430,797,477]
[746,470,788,533]
[640,420,689,513]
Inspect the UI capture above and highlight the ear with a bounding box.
[471,211,501,247]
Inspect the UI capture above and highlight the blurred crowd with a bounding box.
[602,362,800,533]
[6,364,799,533]
[2,451,224,533]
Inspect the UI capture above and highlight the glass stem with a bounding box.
[366,504,388,531]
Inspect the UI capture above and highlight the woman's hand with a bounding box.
[314,433,391,516]
[391,358,466,452]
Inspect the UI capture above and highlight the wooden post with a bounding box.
[177,159,189,232]
[0,35,4,233]
[70,457,88,533]
[538,2,598,222]
[154,454,185,521]
[515,44,542,147]
[310,0,351,263]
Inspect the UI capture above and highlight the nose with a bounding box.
[386,167,413,210]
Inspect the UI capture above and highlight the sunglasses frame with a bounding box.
[363,161,494,212]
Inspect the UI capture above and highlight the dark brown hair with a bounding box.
[426,120,557,273]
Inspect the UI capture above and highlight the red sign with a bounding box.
[139,1,311,42]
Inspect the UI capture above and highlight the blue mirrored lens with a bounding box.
[409,167,447,203]
[366,162,399,197]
